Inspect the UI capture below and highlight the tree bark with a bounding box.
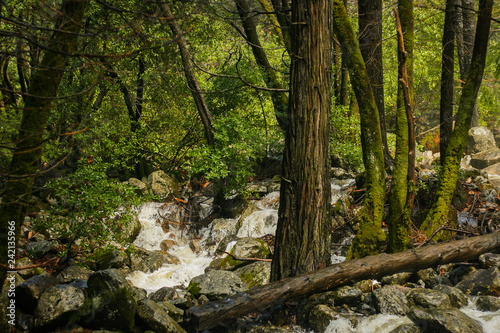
[358,0,392,166]
[421,0,493,238]
[332,0,386,259]
[185,232,500,332]
[159,3,214,147]
[387,0,414,253]
[0,0,88,291]
[234,0,289,133]
[439,0,457,165]
[270,0,332,281]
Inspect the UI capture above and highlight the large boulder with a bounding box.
[129,248,180,273]
[34,281,90,330]
[86,269,137,332]
[455,267,500,296]
[16,273,58,314]
[147,170,179,199]
[187,270,248,301]
[136,299,186,333]
[465,126,497,154]
[407,307,483,333]
[470,149,500,169]
[407,288,452,309]
[57,265,93,284]
[373,285,409,316]
[216,237,271,271]
[234,261,271,288]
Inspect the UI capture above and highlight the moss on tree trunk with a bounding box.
[420,0,493,239]
[0,0,88,290]
[331,0,386,259]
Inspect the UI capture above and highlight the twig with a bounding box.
[0,257,59,271]
[416,220,447,249]
[216,250,272,262]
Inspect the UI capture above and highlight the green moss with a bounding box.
[187,282,201,297]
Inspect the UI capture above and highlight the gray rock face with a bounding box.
[129,248,180,273]
[57,265,93,284]
[148,287,180,302]
[407,307,483,333]
[470,149,500,169]
[26,240,59,258]
[407,288,452,309]
[474,295,500,312]
[308,304,338,333]
[147,170,179,199]
[332,285,365,308]
[34,282,89,329]
[374,285,409,316]
[388,323,422,333]
[16,273,58,314]
[188,270,248,301]
[432,285,468,308]
[87,269,137,332]
[127,177,147,195]
[479,252,500,269]
[136,299,186,333]
[455,267,500,296]
[381,272,414,286]
[465,126,497,154]
[234,261,271,288]
[217,237,271,271]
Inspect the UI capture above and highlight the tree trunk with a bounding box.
[234,0,289,133]
[439,0,457,165]
[270,0,332,281]
[358,0,392,166]
[185,232,500,332]
[159,3,214,147]
[387,0,414,253]
[421,0,493,238]
[332,0,386,259]
[0,0,88,291]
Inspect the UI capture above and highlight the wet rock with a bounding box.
[381,272,414,286]
[149,287,180,302]
[160,239,178,251]
[465,126,497,154]
[16,273,58,314]
[373,285,409,315]
[87,269,137,332]
[57,265,93,284]
[474,295,500,312]
[479,253,500,269]
[34,282,90,329]
[93,248,130,270]
[131,287,147,303]
[136,299,186,333]
[236,210,278,238]
[187,270,248,301]
[247,326,292,333]
[447,264,477,285]
[158,300,184,323]
[388,323,422,333]
[354,279,379,293]
[432,285,468,308]
[26,240,59,258]
[16,257,45,279]
[407,288,452,309]
[308,304,338,333]
[470,149,500,169]
[217,237,271,271]
[205,218,239,248]
[455,267,500,296]
[129,248,180,273]
[407,307,483,333]
[332,285,365,308]
[119,213,142,243]
[235,261,271,288]
[147,170,179,200]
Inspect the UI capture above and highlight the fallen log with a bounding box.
[185,232,500,332]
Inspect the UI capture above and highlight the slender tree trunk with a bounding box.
[439,0,457,165]
[159,3,214,146]
[332,0,386,259]
[358,0,392,166]
[0,0,88,291]
[269,0,291,51]
[234,0,289,133]
[421,0,493,238]
[255,0,290,54]
[387,0,414,253]
[270,0,332,281]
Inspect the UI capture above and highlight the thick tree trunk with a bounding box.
[234,0,289,133]
[0,0,88,291]
[159,3,214,146]
[185,232,500,332]
[332,0,386,259]
[270,0,332,281]
[439,0,457,165]
[387,0,414,253]
[358,0,392,166]
[421,0,493,238]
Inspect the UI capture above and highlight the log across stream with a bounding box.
[185,232,500,332]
